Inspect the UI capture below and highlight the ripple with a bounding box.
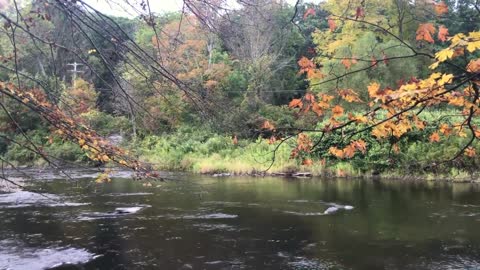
[0,239,96,270]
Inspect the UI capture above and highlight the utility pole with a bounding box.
[67,62,84,87]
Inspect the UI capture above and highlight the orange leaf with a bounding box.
[367,82,381,98]
[438,25,449,42]
[329,146,344,158]
[302,158,313,166]
[429,132,440,143]
[298,57,315,74]
[303,8,315,19]
[304,93,315,103]
[416,23,436,44]
[435,1,448,15]
[289,98,303,108]
[328,17,336,32]
[343,145,356,158]
[339,89,362,103]
[331,105,344,118]
[467,59,480,73]
[465,147,476,157]
[341,58,351,69]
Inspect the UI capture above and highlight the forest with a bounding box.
[0,0,480,180]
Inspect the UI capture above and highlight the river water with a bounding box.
[2,173,480,269]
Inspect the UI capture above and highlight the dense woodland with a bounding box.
[0,0,479,179]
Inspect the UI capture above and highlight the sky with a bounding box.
[83,0,320,18]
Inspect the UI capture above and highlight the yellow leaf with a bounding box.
[438,73,454,85]
[78,139,86,146]
[435,49,454,62]
[429,61,440,70]
[466,41,480,53]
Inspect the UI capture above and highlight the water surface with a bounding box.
[2,174,480,269]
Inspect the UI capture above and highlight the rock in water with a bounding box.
[324,207,339,214]
[114,206,144,214]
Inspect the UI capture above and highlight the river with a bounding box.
[1,172,480,269]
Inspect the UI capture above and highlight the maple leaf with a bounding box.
[289,98,303,108]
[343,145,356,158]
[439,123,452,136]
[416,23,436,43]
[327,18,336,32]
[352,139,367,154]
[467,59,480,73]
[435,48,454,62]
[339,89,362,103]
[304,93,315,103]
[429,132,441,143]
[367,82,381,99]
[466,40,480,53]
[434,1,448,15]
[465,147,476,157]
[332,105,344,117]
[341,58,351,69]
[329,146,344,159]
[303,8,315,19]
[438,25,449,42]
[298,57,315,74]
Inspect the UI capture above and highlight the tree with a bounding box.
[274,0,480,172]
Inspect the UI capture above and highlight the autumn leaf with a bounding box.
[339,89,362,103]
[465,147,476,157]
[435,48,454,62]
[289,98,303,108]
[416,23,436,43]
[429,132,441,142]
[467,59,480,73]
[343,145,356,158]
[327,17,336,32]
[341,58,351,69]
[352,139,367,154]
[438,25,449,42]
[302,158,313,166]
[297,57,315,74]
[434,1,448,15]
[303,8,315,19]
[439,123,452,136]
[304,93,315,103]
[367,82,381,98]
[332,105,344,117]
[329,146,344,159]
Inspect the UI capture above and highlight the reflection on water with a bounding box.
[2,175,480,269]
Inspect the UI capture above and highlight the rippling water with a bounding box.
[2,174,480,269]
